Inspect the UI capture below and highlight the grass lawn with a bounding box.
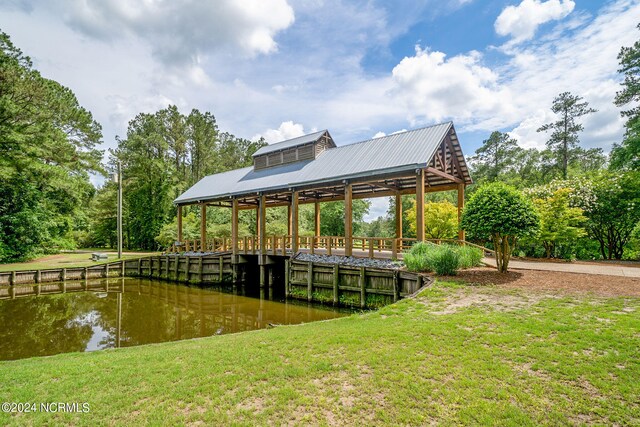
[0,279,638,425]
[0,251,159,272]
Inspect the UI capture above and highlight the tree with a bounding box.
[528,188,586,258]
[468,131,522,182]
[0,31,102,261]
[584,171,640,259]
[461,183,539,272]
[537,92,597,179]
[406,201,459,239]
[611,24,640,170]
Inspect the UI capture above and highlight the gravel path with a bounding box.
[295,253,404,269]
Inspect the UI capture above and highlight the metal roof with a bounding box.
[176,122,464,204]
[252,129,328,157]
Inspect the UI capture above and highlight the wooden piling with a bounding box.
[285,260,290,296]
[198,257,203,283]
[333,264,339,305]
[393,270,399,302]
[359,266,366,308]
[218,257,224,282]
[9,271,15,286]
[307,262,313,302]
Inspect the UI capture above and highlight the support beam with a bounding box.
[395,193,402,239]
[416,169,425,241]
[200,203,207,252]
[426,166,463,184]
[287,204,292,235]
[232,199,239,255]
[344,183,353,256]
[259,195,266,254]
[177,205,183,243]
[458,183,465,241]
[255,207,260,237]
[314,200,320,236]
[291,191,299,253]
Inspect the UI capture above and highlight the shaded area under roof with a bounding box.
[176,122,469,205]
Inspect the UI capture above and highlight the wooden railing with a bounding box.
[169,236,494,259]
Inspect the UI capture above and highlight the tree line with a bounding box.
[1,26,639,263]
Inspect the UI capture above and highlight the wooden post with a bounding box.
[285,259,290,297]
[287,204,292,236]
[307,262,313,302]
[395,193,403,239]
[185,257,191,281]
[458,183,466,242]
[359,267,366,309]
[165,256,170,278]
[416,169,425,241]
[333,264,339,305]
[174,256,179,280]
[200,203,207,252]
[198,257,203,283]
[327,237,332,256]
[219,257,224,282]
[344,183,353,257]
[255,207,260,239]
[9,271,15,286]
[259,194,266,255]
[368,239,374,258]
[314,200,320,238]
[272,235,277,255]
[393,270,399,302]
[177,205,183,244]
[36,269,41,283]
[82,267,88,280]
[232,199,239,256]
[120,260,125,277]
[291,191,299,253]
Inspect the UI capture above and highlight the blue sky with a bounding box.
[1,0,638,219]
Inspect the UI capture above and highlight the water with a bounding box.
[0,278,348,361]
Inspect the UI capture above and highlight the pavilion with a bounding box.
[173,121,472,258]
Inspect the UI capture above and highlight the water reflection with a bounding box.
[0,278,347,361]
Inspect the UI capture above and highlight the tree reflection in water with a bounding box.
[0,278,346,360]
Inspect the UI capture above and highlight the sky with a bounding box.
[1,0,638,220]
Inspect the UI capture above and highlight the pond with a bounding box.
[0,278,348,361]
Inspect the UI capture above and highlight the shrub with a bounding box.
[403,242,482,275]
[430,245,460,275]
[458,245,483,269]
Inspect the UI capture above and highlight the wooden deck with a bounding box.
[170,236,493,259]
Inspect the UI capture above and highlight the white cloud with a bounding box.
[24,0,295,65]
[391,46,513,125]
[495,0,575,44]
[373,131,386,138]
[253,121,311,144]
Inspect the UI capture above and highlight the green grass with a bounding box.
[0,282,638,425]
[0,251,159,272]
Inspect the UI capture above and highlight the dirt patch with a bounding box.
[236,397,265,413]
[440,267,640,297]
[427,291,553,315]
